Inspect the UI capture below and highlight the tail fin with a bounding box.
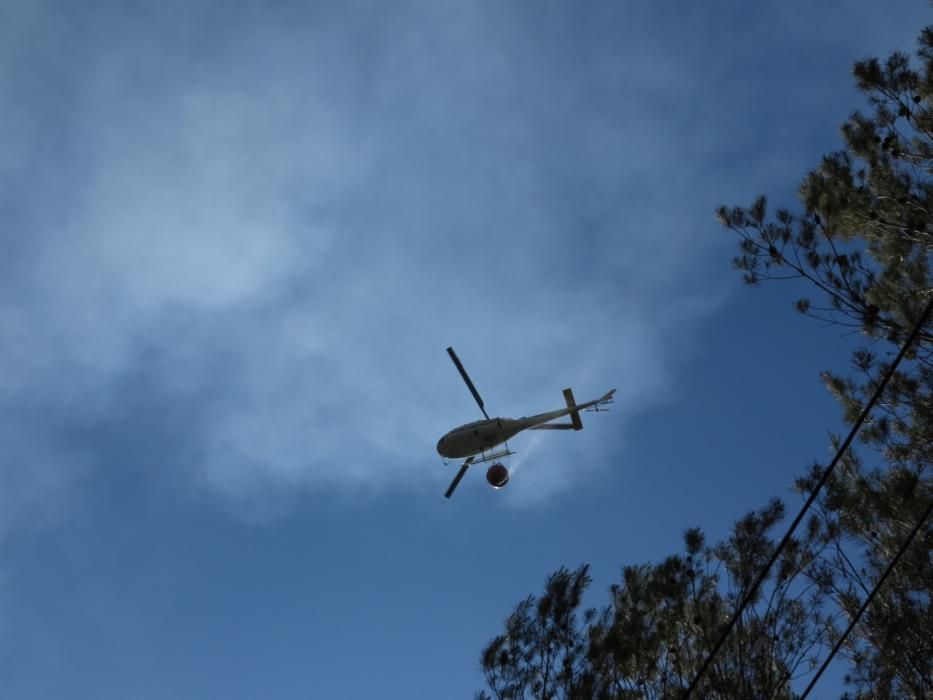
[562,388,584,430]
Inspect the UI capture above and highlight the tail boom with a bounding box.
[525,388,616,431]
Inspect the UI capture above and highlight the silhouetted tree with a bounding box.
[477,501,833,700]
[719,26,932,700]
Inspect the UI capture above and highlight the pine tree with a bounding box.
[477,502,831,699]
[718,27,932,699]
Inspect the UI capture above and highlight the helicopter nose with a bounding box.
[436,435,447,455]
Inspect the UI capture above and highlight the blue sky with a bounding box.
[0,1,928,697]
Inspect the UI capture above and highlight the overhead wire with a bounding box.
[682,295,933,698]
[799,497,933,699]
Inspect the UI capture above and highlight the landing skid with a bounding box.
[440,444,516,467]
[473,444,515,465]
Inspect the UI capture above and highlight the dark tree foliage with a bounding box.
[477,501,833,700]
[479,26,932,700]
[718,27,932,700]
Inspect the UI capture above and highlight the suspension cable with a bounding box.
[683,297,933,698]
[799,497,932,698]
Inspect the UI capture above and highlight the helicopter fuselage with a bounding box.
[436,417,525,459]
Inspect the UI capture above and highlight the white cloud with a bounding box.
[0,0,729,528]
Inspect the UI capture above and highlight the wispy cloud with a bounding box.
[1,0,738,526]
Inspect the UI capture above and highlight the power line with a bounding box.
[800,497,933,699]
[683,296,933,698]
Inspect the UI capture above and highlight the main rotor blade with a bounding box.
[444,461,471,499]
[447,347,489,419]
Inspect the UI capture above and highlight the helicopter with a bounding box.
[438,346,615,498]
